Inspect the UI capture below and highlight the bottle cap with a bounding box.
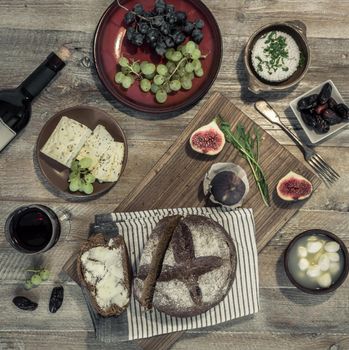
[46,52,66,72]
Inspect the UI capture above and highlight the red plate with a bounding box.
[94,0,222,114]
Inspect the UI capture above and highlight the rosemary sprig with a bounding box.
[216,116,270,207]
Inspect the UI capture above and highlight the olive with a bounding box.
[13,296,38,311]
[318,82,332,104]
[301,110,317,128]
[335,103,349,120]
[49,286,64,313]
[297,94,318,111]
[322,109,342,125]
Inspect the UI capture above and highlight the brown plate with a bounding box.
[36,106,128,200]
[93,0,222,114]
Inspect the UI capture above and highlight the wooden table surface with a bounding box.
[0,1,348,349]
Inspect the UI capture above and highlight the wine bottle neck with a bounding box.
[19,52,65,101]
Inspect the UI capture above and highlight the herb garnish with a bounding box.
[255,31,290,75]
[216,117,270,207]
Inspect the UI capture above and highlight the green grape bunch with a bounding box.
[68,158,96,195]
[114,41,206,104]
[24,268,50,290]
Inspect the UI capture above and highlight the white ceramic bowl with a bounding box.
[290,80,348,144]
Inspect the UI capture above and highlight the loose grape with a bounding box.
[68,171,78,181]
[24,279,33,290]
[39,269,50,281]
[154,74,165,86]
[192,59,201,71]
[155,89,168,103]
[79,157,92,169]
[141,63,156,75]
[119,56,129,68]
[121,75,133,89]
[140,79,151,92]
[82,183,94,195]
[185,63,194,73]
[151,83,159,94]
[171,51,183,62]
[132,62,140,73]
[181,77,192,90]
[191,48,201,60]
[31,274,42,286]
[169,79,181,91]
[84,173,96,184]
[115,71,125,84]
[157,64,168,76]
[195,67,204,77]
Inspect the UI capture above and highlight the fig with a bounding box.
[190,119,225,155]
[203,163,249,208]
[276,171,312,201]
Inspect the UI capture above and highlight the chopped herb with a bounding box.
[298,52,305,68]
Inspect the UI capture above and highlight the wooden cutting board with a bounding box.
[116,92,321,350]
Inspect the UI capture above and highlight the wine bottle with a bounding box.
[0,50,68,153]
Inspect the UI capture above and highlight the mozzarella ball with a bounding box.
[317,273,332,288]
[307,235,318,242]
[318,254,330,272]
[324,241,340,253]
[306,265,321,278]
[307,241,323,254]
[297,246,308,258]
[298,258,310,271]
[327,252,340,262]
[329,262,341,275]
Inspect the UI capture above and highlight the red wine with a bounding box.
[5,205,61,253]
[0,52,66,153]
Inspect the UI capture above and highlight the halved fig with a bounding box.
[189,119,225,156]
[276,171,312,201]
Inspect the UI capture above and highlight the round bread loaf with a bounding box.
[134,215,237,317]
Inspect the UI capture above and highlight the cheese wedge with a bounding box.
[76,125,114,168]
[40,116,92,168]
[92,141,124,182]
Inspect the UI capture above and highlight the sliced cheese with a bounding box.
[92,141,125,182]
[76,125,114,168]
[40,116,92,168]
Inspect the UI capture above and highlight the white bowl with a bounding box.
[290,80,349,144]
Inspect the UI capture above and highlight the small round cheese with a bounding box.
[298,258,309,271]
[327,252,340,262]
[297,246,307,258]
[317,273,332,288]
[306,265,321,278]
[329,262,341,275]
[324,241,340,253]
[306,241,323,254]
[318,254,330,272]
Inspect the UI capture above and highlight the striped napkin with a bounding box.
[85,207,259,342]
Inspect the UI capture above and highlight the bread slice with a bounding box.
[77,233,132,317]
[137,215,182,309]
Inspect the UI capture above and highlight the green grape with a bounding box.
[181,77,193,90]
[119,56,129,68]
[153,74,165,86]
[191,48,202,60]
[84,173,96,184]
[188,72,195,80]
[39,269,50,281]
[79,157,92,169]
[69,178,80,192]
[171,51,183,62]
[185,62,194,73]
[68,171,79,182]
[172,73,180,80]
[24,279,33,290]
[121,75,133,89]
[166,61,176,70]
[144,72,155,80]
[157,64,168,76]
[141,63,156,75]
[115,71,125,84]
[164,84,172,94]
[185,41,196,54]
[132,62,140,73]
[178,68,186,77]
[165,48,175,60]
[151,83,159,94]
[121,67,129,74]
[71,160,79,172]
[169,79,181,91]
[82,182,94,195]
[31,274,42,286]
[140,79,151,92]
[177,44,184,52]
[192,59,202,71]
[195,67,204,77]
[155,89,168,104]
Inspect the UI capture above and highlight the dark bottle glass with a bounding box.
[0,52,65,152]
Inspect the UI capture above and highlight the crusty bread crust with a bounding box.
[76,233,132,317]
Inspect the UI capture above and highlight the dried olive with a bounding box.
[335,103,349,120]
[327,97,338,110]
[318,82,332,104]
[322,109,342,125]
[314,115,330,134]
[297,94,318,111]
[301,110,317,128]
[49,286,64,313]
[13,296,38,311]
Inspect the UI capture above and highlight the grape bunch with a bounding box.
[115,41,205,103]
[122,0,204,56]
[68,158,96,195]
[24,268,50,290]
